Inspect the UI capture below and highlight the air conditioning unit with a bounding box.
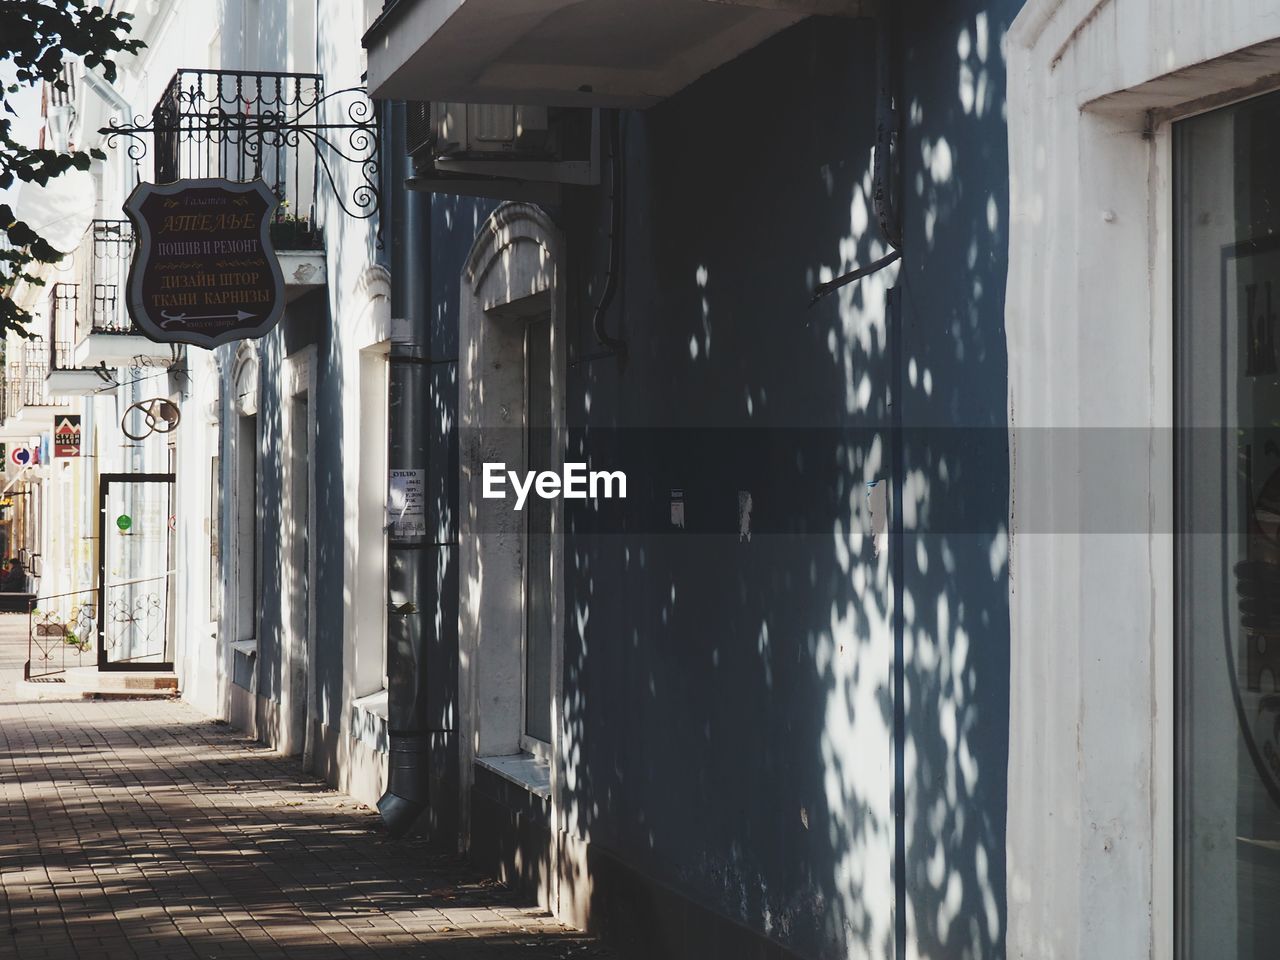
[405,101,433,157]
[405,102,599,200]
[434,103,552,158]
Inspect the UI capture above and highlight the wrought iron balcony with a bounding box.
[4,340,71,423]
[46,220,175,384]
[103,66,380,248]
[0,232,14,293]
[59,220,132,336]
[151,69,324,246]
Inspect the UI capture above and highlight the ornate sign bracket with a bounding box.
[98,69,381,245]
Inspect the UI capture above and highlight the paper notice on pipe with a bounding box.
[388,469,427,538]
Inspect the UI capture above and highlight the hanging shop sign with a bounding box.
[122,178,285,349]
[121,398,181,442]
[9,446,35,468]
[54,415,82,458]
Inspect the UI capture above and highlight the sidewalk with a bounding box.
[0,616,612,960]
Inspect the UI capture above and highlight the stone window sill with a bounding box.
[352,688,389,722]
[476,753,550,800]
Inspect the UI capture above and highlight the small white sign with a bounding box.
[388,469,427,538]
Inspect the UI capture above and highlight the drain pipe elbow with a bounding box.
[378,733,431,837]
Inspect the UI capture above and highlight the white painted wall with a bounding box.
[303,0,393,808]
[1005,2,1280,957]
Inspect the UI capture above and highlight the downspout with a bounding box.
[591,110,626,355]
[809,4,903,305]
[378,101,435,837]
[872,3,903,252]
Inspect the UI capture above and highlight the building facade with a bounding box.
[5,0,1280,958]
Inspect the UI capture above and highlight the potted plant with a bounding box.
[62,631,90,653]
[32,612,90,652]
[270,200,321,250]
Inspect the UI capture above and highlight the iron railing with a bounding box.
[24,572,174,678]
[102,66,381,243]
[5,341,71,417]
[49,220,135,371]
[25,587,97,681]
[0,232,16,293]
[152,68,322,246]
[100,572,174,667]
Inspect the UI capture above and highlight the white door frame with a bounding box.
[283,345,318,760]
[457,201,567,913]
[1005,3,1280,956]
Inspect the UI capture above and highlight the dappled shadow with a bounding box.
[0,677,616,958]
[177,5,1015,959]
[545,6,1012,958]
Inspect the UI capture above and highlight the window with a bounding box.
[209,454,220,621]
[231,347,260,649]
[1175,88,1280,958]
[354,347,389,697]
[523,314,554,750]
[235,411,258,643]
[459,203,563,793]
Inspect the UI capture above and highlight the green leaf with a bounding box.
[0,0,146,337]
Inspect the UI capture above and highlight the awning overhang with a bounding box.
[10,169,96,255]
[365,0,875,108]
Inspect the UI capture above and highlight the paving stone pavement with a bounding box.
[0,616,615,960]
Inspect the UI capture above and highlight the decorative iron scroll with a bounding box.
[100,68,380,239]
[122,398,181,441]
[104,591,164,659]
[27,591,98,680]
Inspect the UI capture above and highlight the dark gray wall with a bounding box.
[897,2,1015,956]
[386,3,1015,956]
[545,7,1013,958]
[558,20,896,959]
[426,194,495,839]
[236,289,344,741]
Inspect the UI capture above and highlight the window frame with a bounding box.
[1005,4,1280,956]
[354,343,391,699]
[284,345,318,760]
[340,265,393,749]
[520,311,555,760]
[230,344,260,651]
[458,203,566,849]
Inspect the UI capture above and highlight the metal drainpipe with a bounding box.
[378,103,434,837]
[809,7,903,306]
[872,4,903,252]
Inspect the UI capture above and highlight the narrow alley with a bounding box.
[0,616,612,960]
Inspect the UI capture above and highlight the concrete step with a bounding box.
[61,666,179,697]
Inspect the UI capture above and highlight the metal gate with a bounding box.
[97,473,176,671]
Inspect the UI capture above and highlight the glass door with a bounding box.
[97,473,176,671]
[1175,88,1280,958]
